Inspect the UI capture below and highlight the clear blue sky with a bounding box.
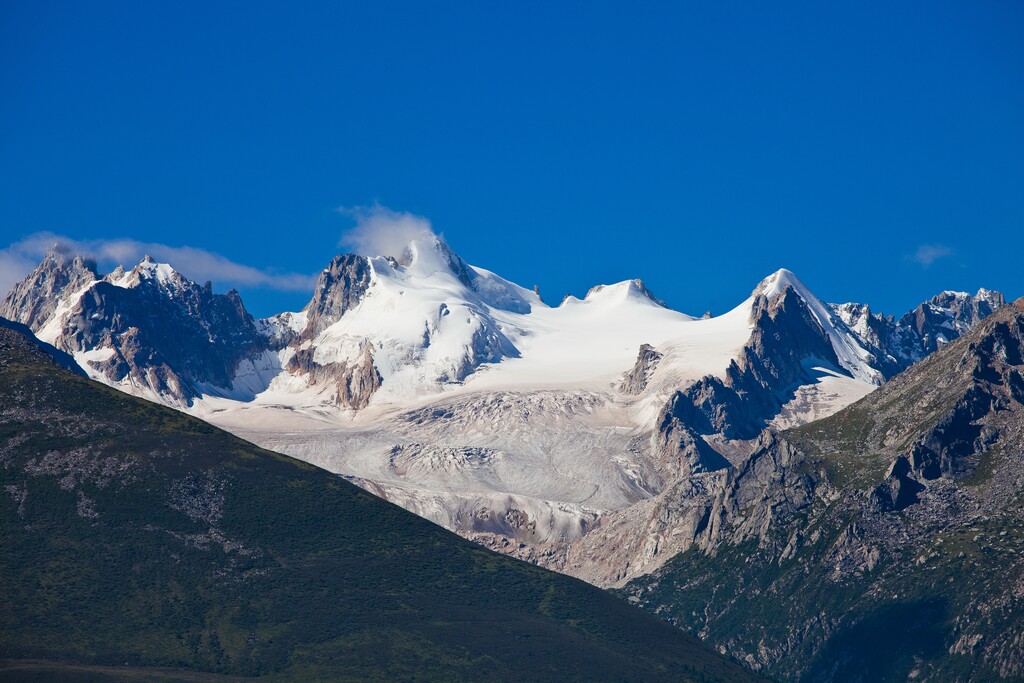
[1,1,1022,317]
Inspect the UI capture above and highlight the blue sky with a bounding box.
[1,1,1022,318]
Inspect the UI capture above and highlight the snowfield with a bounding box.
[186,238,879,543]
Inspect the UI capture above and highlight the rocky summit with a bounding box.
[0,251,268,407]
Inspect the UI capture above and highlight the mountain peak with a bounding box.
[390,233,477,288]
[582,279,667,307]
[126,256,186,289]
[0,252,98,329]
[976,287,1005,307]
[32,245,98,274]
[899,286,1007,355]
[755,268,809,299]
[301,252,373,340]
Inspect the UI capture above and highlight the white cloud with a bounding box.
[908,244,954,268]
[0,232,317,299]
[0,249,38,302]
[337,204,436,259]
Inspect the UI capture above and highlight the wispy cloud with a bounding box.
[907,243,954,268]
[0,232,317,299]
[337,204,436,258]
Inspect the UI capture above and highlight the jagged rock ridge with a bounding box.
[300,253,373,342]
[832,288,1006,379]
[1,252,267,406]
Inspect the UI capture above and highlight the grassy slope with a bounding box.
[0,329,760,683]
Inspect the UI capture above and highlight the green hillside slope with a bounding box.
[0,324,760,683]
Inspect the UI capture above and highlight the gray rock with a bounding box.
[286,342,382,410]
[0,249,98,329]
[300,253,373,341]
[619,344,662,395]
[1,255,267,406]
[831,288,1006,380]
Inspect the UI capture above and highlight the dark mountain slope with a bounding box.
[0,317,85,376]
[622,300,1024,682]
[0,324,759,683]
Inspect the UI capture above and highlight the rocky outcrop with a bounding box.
[337,343,383,409]
[901,288,1005,354]
[1,255,268,406]
[698,430,822,552]
[286,342,382,409]
[831,288,1006,380]
[619,344,662,394]
[0,250,98,329]
[868,456,924,513]
[651,403,730,479]
[669,284,846,440]
[829,301,919,379]
[300,253,372,341]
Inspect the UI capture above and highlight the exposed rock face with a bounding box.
[1,255,267,406]
[619,344,662,395]
[433,315,521,383]
[619,300,1024,681]
[672,284,845,440]
[0,239,536,413]
[0,251,98,329]
[695,430,819,551]
[831,288,1006,380]
[285,342,382,410]
[555,430,812,588]
[655,283,1006,446]
[256,310,305,349]
[300,253,372,341]
[337,344,383,409]
[901,288,1005,354]
[438,240,477,289]
[652,404,730,479]
[631,279,668,307]
[70,260,266,402]
[829,301,919,379]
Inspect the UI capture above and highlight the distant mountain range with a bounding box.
[1,238,1002,412]
[1,239,1004,556]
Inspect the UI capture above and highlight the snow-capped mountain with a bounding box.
[0,252,268,406]
[277,234,536,408]
[831,288,1005,379]
[1,237,1005,557]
